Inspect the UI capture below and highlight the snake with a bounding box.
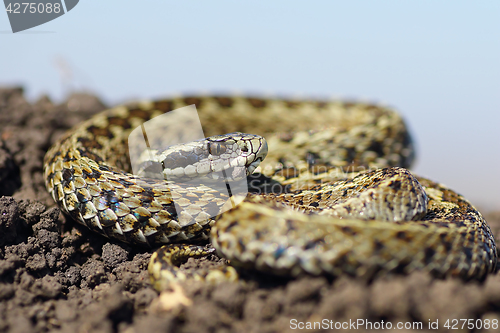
[43,96,498,291]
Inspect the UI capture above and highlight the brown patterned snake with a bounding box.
[43,96,498,291]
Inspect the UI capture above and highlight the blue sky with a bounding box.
[1,1,499,210]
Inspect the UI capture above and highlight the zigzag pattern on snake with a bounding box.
[43,96,498,290]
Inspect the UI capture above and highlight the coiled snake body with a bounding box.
[43,96,497,289]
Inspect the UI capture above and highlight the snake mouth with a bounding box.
[257,140,268,161]
[247,156,265,175]
[246,138,267,176]
[248,139,268,171]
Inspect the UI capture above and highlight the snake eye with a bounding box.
[208,142,226,156]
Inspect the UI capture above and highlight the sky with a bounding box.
[1,1,499,210]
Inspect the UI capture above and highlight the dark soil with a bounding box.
[0,86,499,333]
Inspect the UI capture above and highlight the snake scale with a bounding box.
[43,96,498,290]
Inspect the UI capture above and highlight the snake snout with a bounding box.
[246,137,268,176]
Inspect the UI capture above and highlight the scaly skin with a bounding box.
[43,96,497,291]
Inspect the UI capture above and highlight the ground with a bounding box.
[0,87,499,333]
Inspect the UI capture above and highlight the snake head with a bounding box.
[136,132,268,182]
